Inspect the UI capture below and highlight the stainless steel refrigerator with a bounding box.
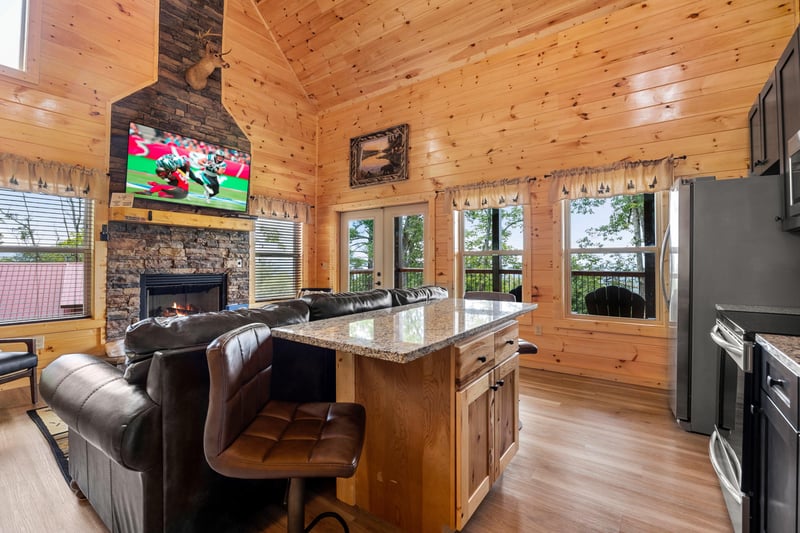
[667,174,800,435]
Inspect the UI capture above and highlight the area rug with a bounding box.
[27,406,70,484]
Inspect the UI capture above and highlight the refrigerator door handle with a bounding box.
[660,223,671,307]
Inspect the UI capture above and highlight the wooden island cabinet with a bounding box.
[272,298,536,532]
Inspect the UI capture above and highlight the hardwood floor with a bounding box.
[0,368,731,533]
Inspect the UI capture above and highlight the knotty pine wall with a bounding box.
[315,0,798,388]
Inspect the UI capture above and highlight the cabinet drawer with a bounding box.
[762,349,800,428]
[455,331,495,387]
[494,321,518,365]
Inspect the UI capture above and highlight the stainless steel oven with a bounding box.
[710,316,757,533]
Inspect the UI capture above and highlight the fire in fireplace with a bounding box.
[140,273,227,319]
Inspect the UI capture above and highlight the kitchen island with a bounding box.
[272,298,537,532]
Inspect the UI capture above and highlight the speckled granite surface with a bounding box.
[271,298,538,363]
[757,333,800,375]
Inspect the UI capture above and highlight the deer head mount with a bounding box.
[185,29,231,91]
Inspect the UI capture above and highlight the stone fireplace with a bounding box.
[104,0,252,340]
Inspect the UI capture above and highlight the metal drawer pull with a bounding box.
[767,375,786,389]
[505,339,514,345]
[490,379,505,391]
[477,356,487,363]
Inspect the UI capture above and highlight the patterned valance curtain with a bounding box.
[249,195,311,224]
[445,177,529,210]
[548,155,675,203]
[0,153,101,199]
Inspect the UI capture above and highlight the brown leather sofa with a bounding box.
[39,287,446,533]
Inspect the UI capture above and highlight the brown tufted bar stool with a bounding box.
[203,323,365,533]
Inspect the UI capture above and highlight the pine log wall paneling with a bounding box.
[224,0,319,290]
[315,0,797,388]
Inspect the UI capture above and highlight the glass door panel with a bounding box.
[340,204,428,291]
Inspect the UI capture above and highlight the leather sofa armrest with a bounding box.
[40,353,161,472]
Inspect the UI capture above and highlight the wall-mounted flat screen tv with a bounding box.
[125,122,251,213]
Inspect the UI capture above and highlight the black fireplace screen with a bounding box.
[140,273,227,319]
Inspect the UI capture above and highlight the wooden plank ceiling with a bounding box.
[255,0,639,110]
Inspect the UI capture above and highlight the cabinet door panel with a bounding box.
[494,354,520,478]
[749,102,763,174]
[762,74,780,174]
[456,372,493,530]
[778,33,800,176]
[760,393,798,533]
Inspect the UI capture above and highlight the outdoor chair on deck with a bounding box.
[0,338,38,404]
[584,285,646,318]
[203,323,365,533]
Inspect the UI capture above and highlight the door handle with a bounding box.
[660,224,670,308]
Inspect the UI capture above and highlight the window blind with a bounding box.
[0,189,94,324]
[253,218,301,301]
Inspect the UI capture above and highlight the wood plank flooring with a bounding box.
[0,368,731,532]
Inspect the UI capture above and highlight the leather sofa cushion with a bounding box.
[390,286,448,306]
[301,289,392,320]
[124,300,310,363]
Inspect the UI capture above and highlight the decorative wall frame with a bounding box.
[349,124,409,188]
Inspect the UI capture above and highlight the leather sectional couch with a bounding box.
[39,287,447,533]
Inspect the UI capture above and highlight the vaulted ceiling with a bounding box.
[255,0,638,111]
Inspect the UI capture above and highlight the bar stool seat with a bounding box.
[204,323,365,533]
[0,339,38,403]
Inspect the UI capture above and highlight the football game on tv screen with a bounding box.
[125,122,251,213]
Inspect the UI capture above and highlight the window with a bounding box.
[458,205,523,295]
[567,193,659,319]
[0,0,39,82]
[0,189,94,325]
[253,218,301,301]
[0,0,26,71]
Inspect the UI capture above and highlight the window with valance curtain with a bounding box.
[0,154,97,324]
[248,195,309,301]
[548,155,675,202]
[445,178,529,298]
[550,155,675,320]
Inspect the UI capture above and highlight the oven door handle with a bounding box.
[709,429,743,505]
[710,323,752,373]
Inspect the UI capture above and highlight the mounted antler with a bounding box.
[185,29,232,91]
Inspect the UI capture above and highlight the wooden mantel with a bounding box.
[108,207,253,232]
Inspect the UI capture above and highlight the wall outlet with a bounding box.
[34,336,45,350]
[534,325,542,335]
[236,259,243,268]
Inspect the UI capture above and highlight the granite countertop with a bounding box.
[757,333,800,375]
[271,298,538,363]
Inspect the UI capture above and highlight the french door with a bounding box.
[340,204,429,291]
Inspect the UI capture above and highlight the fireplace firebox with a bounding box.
[140,273,227,319]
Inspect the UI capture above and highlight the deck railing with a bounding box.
[350,269,646,314]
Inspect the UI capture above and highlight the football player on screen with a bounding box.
[139,153,200,199]
[199,149,227,202]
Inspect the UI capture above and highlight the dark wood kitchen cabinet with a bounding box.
[748,25,800,231]
[749,71,780,176]
[776,27,800,232]
[759,345,799,532]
